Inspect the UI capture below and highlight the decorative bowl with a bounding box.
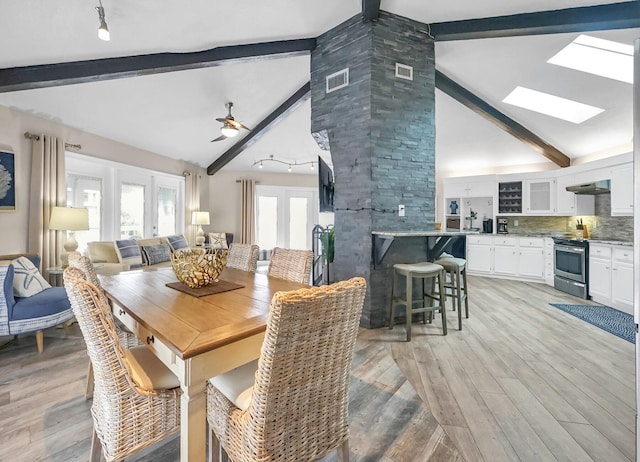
[170,249,228,289]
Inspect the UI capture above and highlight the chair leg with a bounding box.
[438,272,447,335]
[90,428,102,462]
[455,270,463,331]
[463,268,469,318]
[35,330,44,353]
[389,270,397,329]
[86,361,94,400]
[337,440,350,462]
[405,275,413,342]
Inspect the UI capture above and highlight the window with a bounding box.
[66,152,185,251]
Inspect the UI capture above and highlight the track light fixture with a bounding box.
[251,155,316,172]
[96,0,110,41]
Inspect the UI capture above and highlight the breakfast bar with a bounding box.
[372,230,477,266]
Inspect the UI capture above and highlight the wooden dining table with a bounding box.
[99,266,308,462]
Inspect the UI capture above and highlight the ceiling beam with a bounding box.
[431,2,640,41]
[362,0,381,22]
[435,70,571,168]
[207,82,311,175]
[0,39,316,93]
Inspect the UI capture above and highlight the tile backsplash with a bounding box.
[498,194,633,242]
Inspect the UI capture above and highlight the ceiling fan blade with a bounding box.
[215,117,228,123]
[210,135,227,142]
[228,119,251,131]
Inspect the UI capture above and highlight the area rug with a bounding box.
[549,303,635,344]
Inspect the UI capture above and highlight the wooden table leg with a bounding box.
[180,377,207,462]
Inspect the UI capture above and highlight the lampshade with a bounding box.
[192,211,210,225]
[49,207,90,231]
[220,124,239,138]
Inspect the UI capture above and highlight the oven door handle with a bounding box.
[555,245,586,254]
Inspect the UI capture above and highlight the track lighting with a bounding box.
[96,0,110,41]
[251,155,317,172]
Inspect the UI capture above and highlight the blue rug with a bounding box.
[549,304,635,344]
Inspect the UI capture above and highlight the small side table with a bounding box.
[45,266,65,287]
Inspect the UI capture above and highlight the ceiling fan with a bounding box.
[211,102,251,142]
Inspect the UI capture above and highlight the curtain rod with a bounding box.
[24,132,82,150]
[235,180,260,183]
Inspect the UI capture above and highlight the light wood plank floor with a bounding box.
[0,276,634,461]
[387,275,636,462]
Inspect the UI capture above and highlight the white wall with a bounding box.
[0,105,207,255]
[207,170,325,237]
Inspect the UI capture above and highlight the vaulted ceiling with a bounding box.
[0,1,637,176]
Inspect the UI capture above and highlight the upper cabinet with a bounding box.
[610,164,633,216]
[445,181,495,198]
[524,178,555,215]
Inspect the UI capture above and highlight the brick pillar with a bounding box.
[311,12,436,327]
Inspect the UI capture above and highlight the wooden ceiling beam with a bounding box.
[0,39,316,93]
[431,2,640,41]
[362,0,381,22]
[207,82,311,175]
[435,70,571,168]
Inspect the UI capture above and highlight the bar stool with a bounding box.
[389,262,447,341]
[435,257,469,331]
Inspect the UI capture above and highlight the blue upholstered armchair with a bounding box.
[0,255,73,352]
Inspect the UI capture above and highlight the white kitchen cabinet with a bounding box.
[518,238,545,279]
[493,237,517,275]
[445,181,495,198]
[555,174,595,216]
[466,236,493,274]
[610,164,633,216]
[524,179,555,215]
[589,244,634,314]
[466,236,544,282]
[611,247,634,314]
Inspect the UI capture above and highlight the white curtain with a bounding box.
[185,171,201,245]
[240,179,256,244]
[28,135,66,276]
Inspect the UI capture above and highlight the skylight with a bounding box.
[502,87,604,124]
[547,34,633,84]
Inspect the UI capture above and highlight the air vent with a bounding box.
[395,63,413,81]
[326,68,349,93]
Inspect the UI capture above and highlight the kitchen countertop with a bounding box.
[487,233,633,246]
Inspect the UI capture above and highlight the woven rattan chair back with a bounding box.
[226,243,260,272]
[267,247,313,283]
[68,251,102,288]
[63,267,180,462]
[207,277,367,462]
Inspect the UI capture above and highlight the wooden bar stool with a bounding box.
[389,262,447,341]
[435,257,469,331]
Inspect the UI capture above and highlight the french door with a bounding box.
[256,186,318,250]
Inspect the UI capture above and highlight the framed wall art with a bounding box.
[0,150,16,212]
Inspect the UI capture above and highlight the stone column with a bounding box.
[311,12,436,327]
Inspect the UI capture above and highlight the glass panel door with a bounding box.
[257,195,279,250]
[66,173,102,253]
[157,186,177,236]
[120,183,145,239]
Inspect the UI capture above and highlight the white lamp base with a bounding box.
[61,232,79,268]
[195,226,205,246]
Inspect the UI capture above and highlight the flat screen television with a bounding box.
[318,156,334,212]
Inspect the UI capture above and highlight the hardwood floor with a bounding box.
[0,276,634,461]
[389,276,636,462]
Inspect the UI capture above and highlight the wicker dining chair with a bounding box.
[267,247,313,284]
[63,267,181,462]
[226,243,260,272]
[206,277,367,462]
[68,252,143,399]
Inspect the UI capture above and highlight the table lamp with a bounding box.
[49,206,90,267]
[192,211,210,246]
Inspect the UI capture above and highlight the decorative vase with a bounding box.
[449,200,458,215]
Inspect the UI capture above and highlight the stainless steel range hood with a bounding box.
[565,179,611,195]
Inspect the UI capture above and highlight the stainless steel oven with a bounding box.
[553,238,589,299]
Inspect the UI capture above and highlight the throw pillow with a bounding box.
[141,243,172,266]
[11,256,51,298]
[167,235,189,252]
[114,239,143,269]
[208,232,228,249]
